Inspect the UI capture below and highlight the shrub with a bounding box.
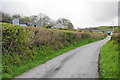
[111,33,120,43]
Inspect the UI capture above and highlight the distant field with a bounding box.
[97,26,120,32]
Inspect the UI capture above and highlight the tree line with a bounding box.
[0,11,74,29]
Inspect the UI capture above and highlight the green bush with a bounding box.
[111,33,120,43]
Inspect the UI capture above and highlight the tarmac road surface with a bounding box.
[16,36,111,78]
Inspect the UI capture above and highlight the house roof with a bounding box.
[19,19,28,24]
[12,18,32,24]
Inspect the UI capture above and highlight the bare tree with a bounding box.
[12,14,21,19]
[30,15,38,25]
[55,18,74,29]
[0,11,12,23]
[30,13,74,29]
[30,13,53,27]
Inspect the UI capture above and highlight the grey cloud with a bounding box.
[91,2,118,22]
[118,1,120,26]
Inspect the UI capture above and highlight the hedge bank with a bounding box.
[1,23,106,78]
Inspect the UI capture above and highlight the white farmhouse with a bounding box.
[12,19,19,25]
[12,18,30,26]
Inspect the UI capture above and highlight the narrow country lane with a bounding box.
[16,36,111,78]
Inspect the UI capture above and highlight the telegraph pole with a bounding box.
[112,20,114,34]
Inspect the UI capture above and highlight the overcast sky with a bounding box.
[0,0,119,28]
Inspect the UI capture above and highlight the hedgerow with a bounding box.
[1,23,106,78]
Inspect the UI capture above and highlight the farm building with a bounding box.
[12,18,32,26]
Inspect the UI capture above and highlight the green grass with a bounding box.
[0,54,2,80]
[97,26,120,33]
[97,26,119,30]
[2,37,105,79]
[99,40,119,78]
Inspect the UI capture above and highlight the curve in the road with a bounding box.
[16,36,111,78]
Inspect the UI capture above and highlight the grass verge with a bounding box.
[3,37,105,79]
[99,40,119,78]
